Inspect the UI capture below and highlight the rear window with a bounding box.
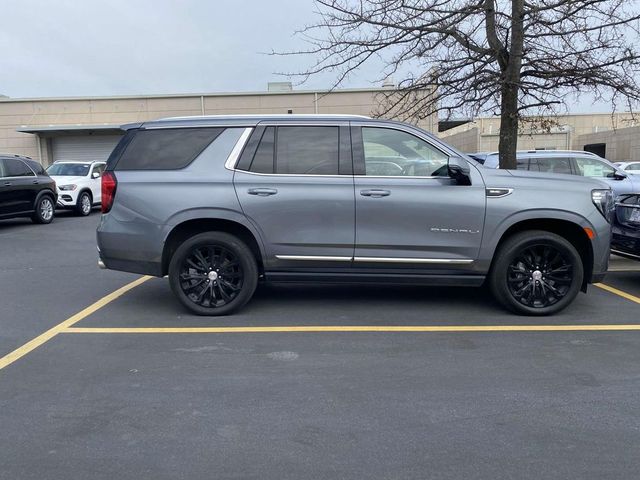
[114,128,224,170]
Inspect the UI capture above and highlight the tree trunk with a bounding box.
[498,0,524,170]
[498,83,519,169]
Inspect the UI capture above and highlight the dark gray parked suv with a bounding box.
[97,115,612,316]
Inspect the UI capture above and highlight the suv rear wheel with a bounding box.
[489,230,584,315]
[31,195,55,224]
[168,232,258,316]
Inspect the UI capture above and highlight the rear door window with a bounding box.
[536,157,572,174]
[115,128,224,170]
[276,126,340,175]
[3,158,34,177]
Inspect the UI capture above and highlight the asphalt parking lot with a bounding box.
[1,212,640,480]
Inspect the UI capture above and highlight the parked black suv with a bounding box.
[0,154,57,224]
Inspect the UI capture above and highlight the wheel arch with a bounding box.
[491,218,594,291]
[162,218,265,276]
[34,188,56,209]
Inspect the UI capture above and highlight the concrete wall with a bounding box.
[439,112,638,153]
[574,125,640,162]
[0,88,436,164]
[439,126,479,152]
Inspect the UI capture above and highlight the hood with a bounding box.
[50,175,87,186]
[481,167,611,190]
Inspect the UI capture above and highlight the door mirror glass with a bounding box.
[448,157,471,185]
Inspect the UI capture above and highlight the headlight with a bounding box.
[58,184,77,191]
[591,189,614,222]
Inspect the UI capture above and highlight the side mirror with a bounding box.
[613,171,627,180]
[448,156,472,185]
[92,171,101,179]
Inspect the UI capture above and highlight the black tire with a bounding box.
[31,195,55,224]
[168,232,258,316]
[489,230,584,316]
[76,191,92,216]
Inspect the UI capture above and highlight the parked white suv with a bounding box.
[47,161,105,216]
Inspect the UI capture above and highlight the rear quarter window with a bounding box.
[114,128,224,170]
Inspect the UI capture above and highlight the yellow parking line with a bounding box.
[0,276,152,371]
[594,283,640,305]
[64,324,640,334]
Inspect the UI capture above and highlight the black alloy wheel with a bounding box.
[490,230,583,315]
[169,232,258,316]
[179,245,243,308]
[507,244,573,308]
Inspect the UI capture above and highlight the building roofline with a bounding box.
[0,86,411,104]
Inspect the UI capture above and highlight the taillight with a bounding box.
[101,171,117,213]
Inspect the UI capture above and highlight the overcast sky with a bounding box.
[0,0,615,114]
[0,0,390,99]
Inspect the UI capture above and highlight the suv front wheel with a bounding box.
[168,232,258,316]
[489,230,584,315]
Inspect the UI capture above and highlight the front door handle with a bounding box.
[247,188,278,196]
[3,181,11,187]
[32,180,39,184]
[360,189,390,197]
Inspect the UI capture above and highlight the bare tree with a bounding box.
[280,0,640,168]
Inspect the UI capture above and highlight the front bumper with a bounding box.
[55,190,79,208]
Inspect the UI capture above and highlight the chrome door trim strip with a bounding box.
[224,127,254,170]
[353,257,474,264]
[275,255,353,262]
[274,255,474,264]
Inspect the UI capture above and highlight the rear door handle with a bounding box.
[360,189,390,197]
[32,180,39,184]
[247,188,278,196]
[3,182,11,187]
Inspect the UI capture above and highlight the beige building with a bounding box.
[439,113,639,161]
[0,85,437,166]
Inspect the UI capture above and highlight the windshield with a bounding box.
[47,163,90,176]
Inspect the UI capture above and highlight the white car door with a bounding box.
[91,163,106,203]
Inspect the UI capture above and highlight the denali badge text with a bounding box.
[430,227,480,234]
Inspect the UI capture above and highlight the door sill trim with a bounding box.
[275,255,474,265]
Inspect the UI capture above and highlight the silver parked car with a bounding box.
[614,161,640,174]
[471,150,640,198]
[97,115,612,316]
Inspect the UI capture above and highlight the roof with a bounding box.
[138,114,378,129]
[16,124,122,135]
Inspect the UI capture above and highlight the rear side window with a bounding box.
[2,158,34,177]
[115,128,224,170]
[536,157,572,174]
[249,127,275,174]
[25,160,46,175]
[276,126,339,175]
[244,126,340,175]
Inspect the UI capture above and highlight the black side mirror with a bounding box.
[448,156,472,185]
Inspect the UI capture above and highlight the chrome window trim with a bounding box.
[224,127,254,171]
[354,174,445,180]
[275,255,473,264]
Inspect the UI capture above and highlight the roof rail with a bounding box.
[0,153,32,159]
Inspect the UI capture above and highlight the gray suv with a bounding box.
[97,115,612,316]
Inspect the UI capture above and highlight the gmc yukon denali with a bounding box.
[97,115,612,316]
